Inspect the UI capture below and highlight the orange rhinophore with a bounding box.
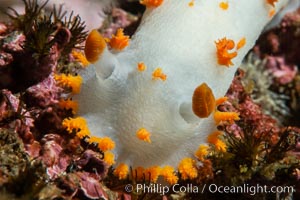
[266,0,278,7]
[84,29,107,63]
[236,37,246,50]
[214,111,240,124]
[219,1,229,10]
[140,0,164,7]
[192,83,216,118]
[108,28,130,51]
[215,37,238,67]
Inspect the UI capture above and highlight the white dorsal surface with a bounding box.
[76,0,289,167]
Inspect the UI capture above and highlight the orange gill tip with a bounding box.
[72,50,90,67]
[152,67,167,81]
[215,97,228,106]
[236,37,246,50]
[215,37,238,67]
[137,62,147,72]
[192,83,216,118]
[133,166,145,181]
[58,99,78,114]
[140,0,164,7]
[114,163,129,180]
[219,1,229,10]
[267,0,278,7]
[108,28,130,51]
[84,29,107,63]
[214,111,240,124]
[136,128,152,143]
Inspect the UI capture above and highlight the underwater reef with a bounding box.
[0,0,300,200]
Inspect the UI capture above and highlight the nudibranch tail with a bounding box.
[84,29,107,63]
[192,83,216,118]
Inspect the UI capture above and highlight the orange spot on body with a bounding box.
[236,37,246,50]
[188,0,195,7]
[219,1,229,10]
[152,68,167,81]
[267,0,278,7]
[140,0,164,7]
[215,37,238,67]
[137,62,147,71]
[136,128,151,143]
[108,28,130,51]
[84,29,106,63]
[192,83,216,118]
[269,9,276,17]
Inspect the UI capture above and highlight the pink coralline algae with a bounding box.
[101,8,138,38]
[24,75,62,108]
[265,56,298,85]
[255,8,300,66]
[40,134,70,179]
[75,149,107,177]
[220,69,280,145]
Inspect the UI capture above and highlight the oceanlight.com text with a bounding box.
[124,183,296,196]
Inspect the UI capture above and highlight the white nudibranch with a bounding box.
[74,0,290,167]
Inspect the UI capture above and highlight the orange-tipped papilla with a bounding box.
[192,83,216,118]
[84,29,107,63]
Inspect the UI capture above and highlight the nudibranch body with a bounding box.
[75,0,289,167]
